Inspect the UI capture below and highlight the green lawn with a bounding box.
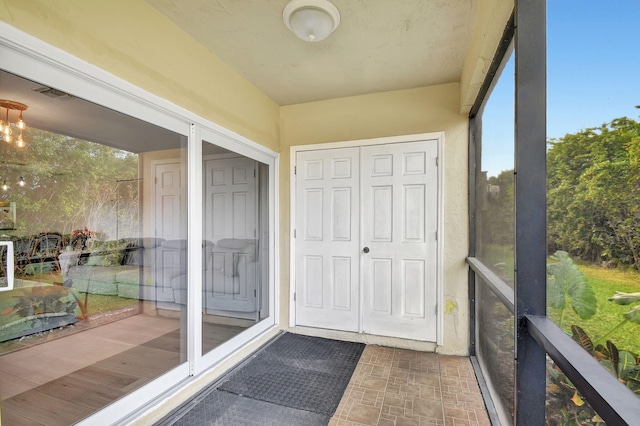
[548,264,640,355]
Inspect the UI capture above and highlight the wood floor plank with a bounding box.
[96,345,181,379]
[0,370,40,399]
[1,408,43,426]
[202,323,245,353]
[141,329,182,352]
[1,317,246,425]
[35,369,131,410]
[3,390,94,426]
[65,365,142,390]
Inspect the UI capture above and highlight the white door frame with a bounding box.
[290,132,445,345]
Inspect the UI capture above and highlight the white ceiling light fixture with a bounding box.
[283,0,340,43]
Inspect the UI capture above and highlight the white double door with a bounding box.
[295,140,438,341]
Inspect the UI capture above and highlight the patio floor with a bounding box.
[159,337,492,426]
[330,346,491,426]
[2,317,491,426]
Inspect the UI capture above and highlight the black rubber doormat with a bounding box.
[168,390,330,426]
[157,333,364,426]
[218,332,365,416]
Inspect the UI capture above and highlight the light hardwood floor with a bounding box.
[0,314,245,425]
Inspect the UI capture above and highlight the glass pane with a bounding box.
[476,51,515,286]
[0,70,188,424]
[546,1,640,418]
[476,279,515,424]
[201,141,270,355]
[546,367,603,425]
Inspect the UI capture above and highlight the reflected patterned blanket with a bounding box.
[0,279,80,343]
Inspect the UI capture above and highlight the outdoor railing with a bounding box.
[467,256,640,425]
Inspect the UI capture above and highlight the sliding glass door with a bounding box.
[0,69,191,425]
[0,22,277,423]
[199,131,274,359]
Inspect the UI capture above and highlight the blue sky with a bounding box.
[481,0,640,176]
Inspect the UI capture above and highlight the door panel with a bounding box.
[361,141,438,341]
[295,148,360,331]
[203,156,258,314]
[154,161,185,307]
[156,163,184,241]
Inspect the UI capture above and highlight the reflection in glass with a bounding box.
[0,69,187,425]
[476,53,515,286]
[473,46,516,426]
[201,142,270,355]
[476,279,514,424]
[546,367,602,425]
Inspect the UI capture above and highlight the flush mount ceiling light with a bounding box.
[283,0,340,42]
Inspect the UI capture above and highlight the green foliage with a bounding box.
[608,292,640,325]
[477,170,515,285]
[549,264,640,353]
[591,290,640,346]
[547,325,640,425]
[571,325,640,396]
[547,256,640,425]
[547,251,597,327]
[0,128,138,238]
[547,117,640,271]
[482,170,515,246]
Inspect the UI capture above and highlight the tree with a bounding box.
[547,117,640,271]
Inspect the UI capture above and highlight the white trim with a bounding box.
[289,132,445,344]
[272,156,280,328]
[0,21,280,425]
[117,322,277,425]
[289,150,297,328]
[436,134,445,346]
[291,132,444,152]
[85,364,190,426]
[0,22,277,160]
[0,241,14,292]
[188,123,203,375]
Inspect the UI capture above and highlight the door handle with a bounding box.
[363,247,370,254]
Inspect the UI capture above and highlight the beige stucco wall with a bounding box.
[459,0,514,114]
[280,83,470,355]
[0,3,481,421]
[0,0,280,151]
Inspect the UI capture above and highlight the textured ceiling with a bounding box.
[146,0,476,105]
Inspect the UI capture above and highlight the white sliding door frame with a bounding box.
[290,133,445,345]
[0,22,279,426]
[198,127,278,372]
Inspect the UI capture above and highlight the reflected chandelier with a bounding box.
[0,99,27,148]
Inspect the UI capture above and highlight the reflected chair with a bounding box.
[0,244,6,279]
[13,236,37,276]
[34,232,63,272]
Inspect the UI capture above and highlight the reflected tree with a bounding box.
[0,128,139,239]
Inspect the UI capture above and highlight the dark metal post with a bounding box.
[468,116,478,356]
[514,0,547,424]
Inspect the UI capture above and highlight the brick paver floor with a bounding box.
[330,346,491,426]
